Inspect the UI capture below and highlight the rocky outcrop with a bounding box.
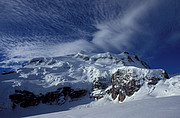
[91,77,110,99]
[111,67,169,102]
[140,61,151,69]
[1,71,15,75]
[9,90,40,109]
[111,70,141,102]
[93,77,109,90]
[41,87,72,105]
[9,87,87,109]
[90,67,169,102]
[75,53,90,61]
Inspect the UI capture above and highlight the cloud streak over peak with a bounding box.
[0,0,180,73]
[92,0,160,54]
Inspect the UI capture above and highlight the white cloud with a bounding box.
[1,0,180,70]
[92,0,159,53]
[0,38,96,69]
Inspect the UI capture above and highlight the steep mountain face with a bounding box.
[0,52,176,110]
[111,67,168,102]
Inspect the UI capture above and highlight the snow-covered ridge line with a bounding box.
[0,52,179,111]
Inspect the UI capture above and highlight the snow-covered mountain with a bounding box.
[0,52,180,117]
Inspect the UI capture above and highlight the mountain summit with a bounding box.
[0,52,179,111]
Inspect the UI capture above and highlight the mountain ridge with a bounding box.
[0,52,179,113]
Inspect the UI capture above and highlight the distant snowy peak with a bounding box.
[75,52,150,68]
[23,52,150,69]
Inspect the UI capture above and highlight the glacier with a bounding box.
[0,52,179,118]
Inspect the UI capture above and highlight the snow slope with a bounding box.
[123,75,180,102]
[26,96,180,118]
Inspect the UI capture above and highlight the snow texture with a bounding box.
[26,96,180,118]
[0,52,180,118]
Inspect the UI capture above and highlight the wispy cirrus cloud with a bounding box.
[0,0,180,72]
[0,36,96,70]
[92,0,159,54]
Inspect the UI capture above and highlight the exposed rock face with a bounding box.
[140,61,151,69]
[111,67,169,102]
[69,90,87,99]
[93,77,109,90]
[41,87,72,105]
[90,68,168,101]
[91,77,110,99]
[1,71,15,75]
[75,53,90,61]
[9,87,87,109]
[111,70,141,102]
[9,90,40,109]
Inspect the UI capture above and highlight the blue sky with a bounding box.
[0,0,180,74]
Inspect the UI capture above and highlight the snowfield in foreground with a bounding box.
[27,96,180,118]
